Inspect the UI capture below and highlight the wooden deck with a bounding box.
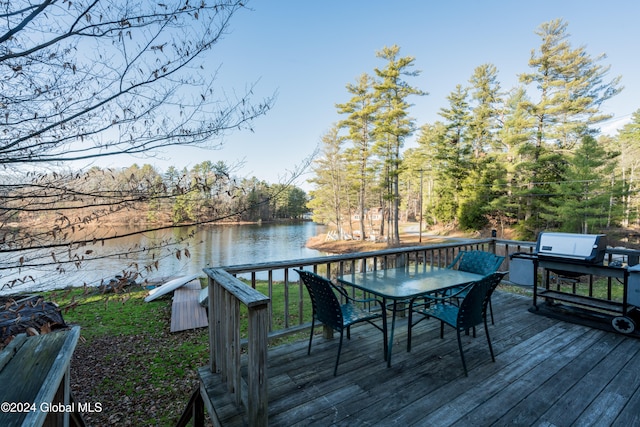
[201,291,640,426]
[0,327,84,426]
[170,281,208,333]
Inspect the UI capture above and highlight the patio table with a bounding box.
[338,266,484,367]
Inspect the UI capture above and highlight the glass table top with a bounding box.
[338,266,484,300]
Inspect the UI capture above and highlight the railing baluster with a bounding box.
[283,268,290,329]
[268,269,274,332]
[297,268,304,325]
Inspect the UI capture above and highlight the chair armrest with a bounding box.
[443,282,475,298]
[356,297,386,312]
[446,251,464,269]
[331,282,384,309]
[417,282,474,304]
[330,282,350,299]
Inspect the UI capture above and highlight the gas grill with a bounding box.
[511,232,640,335]
[510,232,608,284]
[535,232,607,265]
[535,232,607,278]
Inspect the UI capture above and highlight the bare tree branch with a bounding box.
[0,1,297,293]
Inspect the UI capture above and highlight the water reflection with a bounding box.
[1,222,327,294]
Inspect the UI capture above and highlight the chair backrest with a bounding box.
[457,272,507,329]
[452,250,505,276]
[295,270,344,331]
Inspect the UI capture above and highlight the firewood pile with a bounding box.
[0,295,67,347]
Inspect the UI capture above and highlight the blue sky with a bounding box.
[122,1,640,190]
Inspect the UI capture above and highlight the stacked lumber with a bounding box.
[170,281,208,333]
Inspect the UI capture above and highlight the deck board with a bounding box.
[201,291,640,426]
[170,281,208,333]
[493,330,622,425]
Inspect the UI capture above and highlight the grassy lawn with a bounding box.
[43,277,312,426]
[48,286,170,340]
[46,284,209,426]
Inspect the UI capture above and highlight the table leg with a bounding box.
[387,299,397,367]
[380,297,388,362]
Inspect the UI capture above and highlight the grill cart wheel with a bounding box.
[612,316,636,334]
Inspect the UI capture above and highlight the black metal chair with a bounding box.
[446,250,505,323]
[295,269,387,376]
[447,250,505,276]
[407,272,506,376]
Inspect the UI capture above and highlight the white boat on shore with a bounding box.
[144,274,201,302]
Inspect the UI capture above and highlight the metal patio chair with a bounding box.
[295,269,387,376]
[448,250,505,275]
[446,250,505,323]
[407,272,506,376]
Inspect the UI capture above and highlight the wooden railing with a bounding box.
[201,237,640,425]
[224,238,506,338]
[200,238,513,425]
[204,267,270,427]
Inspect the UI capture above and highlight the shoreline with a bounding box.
[304,225,483,254]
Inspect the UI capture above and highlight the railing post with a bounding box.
[489,230,497,254]
[396,252,407,268]
[204,268,270,427]
[248,301,269,426]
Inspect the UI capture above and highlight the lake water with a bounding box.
[1,222,327,295]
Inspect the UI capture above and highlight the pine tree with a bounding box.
[336,73,378,240]
[308,126,348,236]
[458,64,505,229]
[373,45,426,244]
[546,135,620,233]
[436,85,472,224]
[520,19,621,150]
[414,122,459,224]
[612,109,640,226]
[498,88,536,229]
[517,18,622,236]
[468,64,503,157]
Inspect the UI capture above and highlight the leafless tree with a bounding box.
[0,0,276,292]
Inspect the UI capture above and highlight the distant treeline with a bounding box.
[12,161,309,227]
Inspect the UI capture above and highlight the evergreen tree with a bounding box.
[373,45,426,244]
[546,135,620,233]
[308,126,348,235]
[270,184,308,219]
[520,19,622,150]
[439,84,471,159]
[468,64,503,157]
[286,187,309,219]
[414,122,458,224]
[612,109,640,226]
[458,64,505,228]
[458,155,508,231]
[517,18,622,237]
[500,88,535,157]
[336,73,378,240]
[435,85,472,224]
[497,88,536,229]
[240,177,272,222]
